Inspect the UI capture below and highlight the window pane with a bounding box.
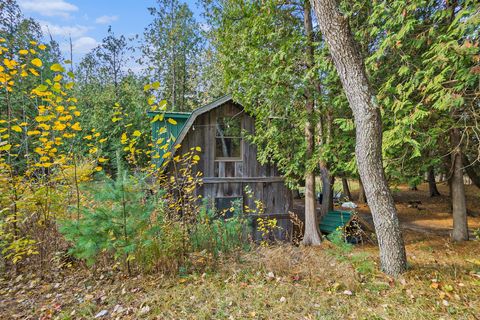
[216,116,241,137]
[216,137,241,158]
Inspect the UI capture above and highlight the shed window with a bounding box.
[215,116,242,160]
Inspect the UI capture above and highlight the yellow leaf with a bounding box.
[193,155,200,161]
[38,44,46,50]
[50,63,65,72]
[53,122,66,131]
[167,118,177,125]
[71,122,81,131]
[0,143,12,151]
[53,74,63,82]
[29,68,39,76]
[133,130,141,137]
[152,81,160,89]
[147,96,155,105]
[98,157,109,163]
[29,41,37,45]
[31,58,42,67]
[95,166,103,172]
[143,84,151,91]
[38,123,50,130]
[73,111,81,116]
[3,58,18,69]
[11,125,22,132]
[99,138,107,143]
[195,146,202,152]
[163,152,171,158]
[19,49,29,55]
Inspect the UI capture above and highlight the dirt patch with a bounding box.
[354,183,480,238]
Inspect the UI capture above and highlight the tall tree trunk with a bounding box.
[320,164,333,215]
[462,154,480,189]
[170,0,177,111]
[427,166,441,197]
[311,0,407,275]
[357,178,367,204]
[328,175,335,211]
[450,129,469,241]
[302,0,321,245]
[342,177,352,201]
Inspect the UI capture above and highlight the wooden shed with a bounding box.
[149,95,293,240]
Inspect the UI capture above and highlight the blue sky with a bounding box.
[18,0,204,65]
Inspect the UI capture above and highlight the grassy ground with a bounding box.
[1,183,479,320]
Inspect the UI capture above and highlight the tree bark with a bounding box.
[462,154,480,189]
[320,164,333,215]
[302,0,321,245]
[342,177,352,201]
[311,0,407,275]
[328,175,335,211]
[427,166,441,197]
[450,128,469,241]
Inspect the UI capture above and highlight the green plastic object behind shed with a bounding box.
[319,210,354,234]
[147,111,191,166]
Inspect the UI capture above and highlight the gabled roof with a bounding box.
[148,94,234,167]
[174,94,233,148]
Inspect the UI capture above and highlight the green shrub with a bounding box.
[60,171,155,273]
[191,200,251,256]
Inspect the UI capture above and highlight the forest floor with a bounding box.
[1,183,480,320]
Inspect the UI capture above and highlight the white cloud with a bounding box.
[70,37,99,54]
[95,15,119,25]
[39,20,89,38]
[19,0,78,18]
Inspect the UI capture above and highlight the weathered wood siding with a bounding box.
[172,101,293,240]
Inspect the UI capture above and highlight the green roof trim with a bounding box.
[319,210,354,234]
[148,111,192,166]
